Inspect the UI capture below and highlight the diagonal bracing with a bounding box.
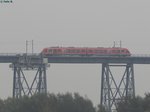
[100,63,135,112]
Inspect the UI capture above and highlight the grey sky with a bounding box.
[0,0,150,105]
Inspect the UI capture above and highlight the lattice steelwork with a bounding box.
[12,64,47,98]
[13,66,30,98]
[11,54,48,98]
[29,65,47,94]
[100,63,135,112]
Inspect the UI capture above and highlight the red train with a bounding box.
[41,47,131,56]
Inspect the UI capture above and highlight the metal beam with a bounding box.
[0,54,150,64]
[46,56,150,64]
[100,63,135,112]
[11,54,48,98]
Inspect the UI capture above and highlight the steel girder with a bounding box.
[100,63,135,112]
[12,64,47,98]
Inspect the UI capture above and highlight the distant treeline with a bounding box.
[117,93,150,112]
[0,92,149,112]
[0,93,98,112]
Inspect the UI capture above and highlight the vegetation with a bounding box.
[0,93,150,112]
[117,93,150,112]
[0,93,96,112]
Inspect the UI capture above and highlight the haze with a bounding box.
[0,0,150,105]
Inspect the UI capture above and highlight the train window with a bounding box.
[58,49,61,52]
[53,49,57,53]
[97,50,101,53]
[96,50,100,53]
[99,50,103,53]
[71,50,74,53]
[112,50,116,53]
[117,50,120,53]
[67,49,70,53]
[95,50,98,53]
[76,50,80,53]
[115,50,119,53]
[100,50,105,53]
[121,50,124,52]
[48,49,52,53]
[82,50,85,52]
[89,50,92,52]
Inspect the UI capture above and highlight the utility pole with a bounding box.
[26,40,34,54]
[120,41,122,48]
[113,41,122,48]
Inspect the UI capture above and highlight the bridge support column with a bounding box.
[29,65,47,94]
[12,63,47,98]
[10,54,49,98]
[13,65,29,98]
[100,63,135,112]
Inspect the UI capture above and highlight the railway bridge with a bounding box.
[0,53,150,112]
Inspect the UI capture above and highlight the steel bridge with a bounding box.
[0,53,150,112]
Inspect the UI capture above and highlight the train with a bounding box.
[41,47,131,56]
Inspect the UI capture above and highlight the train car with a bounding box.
[41,47,131,56]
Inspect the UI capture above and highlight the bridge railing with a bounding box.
[0,53,150,57]
[131,54,150,57]
[0,53,40,56]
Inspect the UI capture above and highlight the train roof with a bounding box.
[45,47,129,49]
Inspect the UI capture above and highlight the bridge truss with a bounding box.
[0,54,150,112]
[100,63,135,112]
[10,54,49,98]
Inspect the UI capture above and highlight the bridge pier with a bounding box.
[100,63,135,112]
[10,54,49,98]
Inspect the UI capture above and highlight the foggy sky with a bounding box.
[0,0,150,105]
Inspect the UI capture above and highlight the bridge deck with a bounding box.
[46,55,150,64]
[0,53,149,64]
